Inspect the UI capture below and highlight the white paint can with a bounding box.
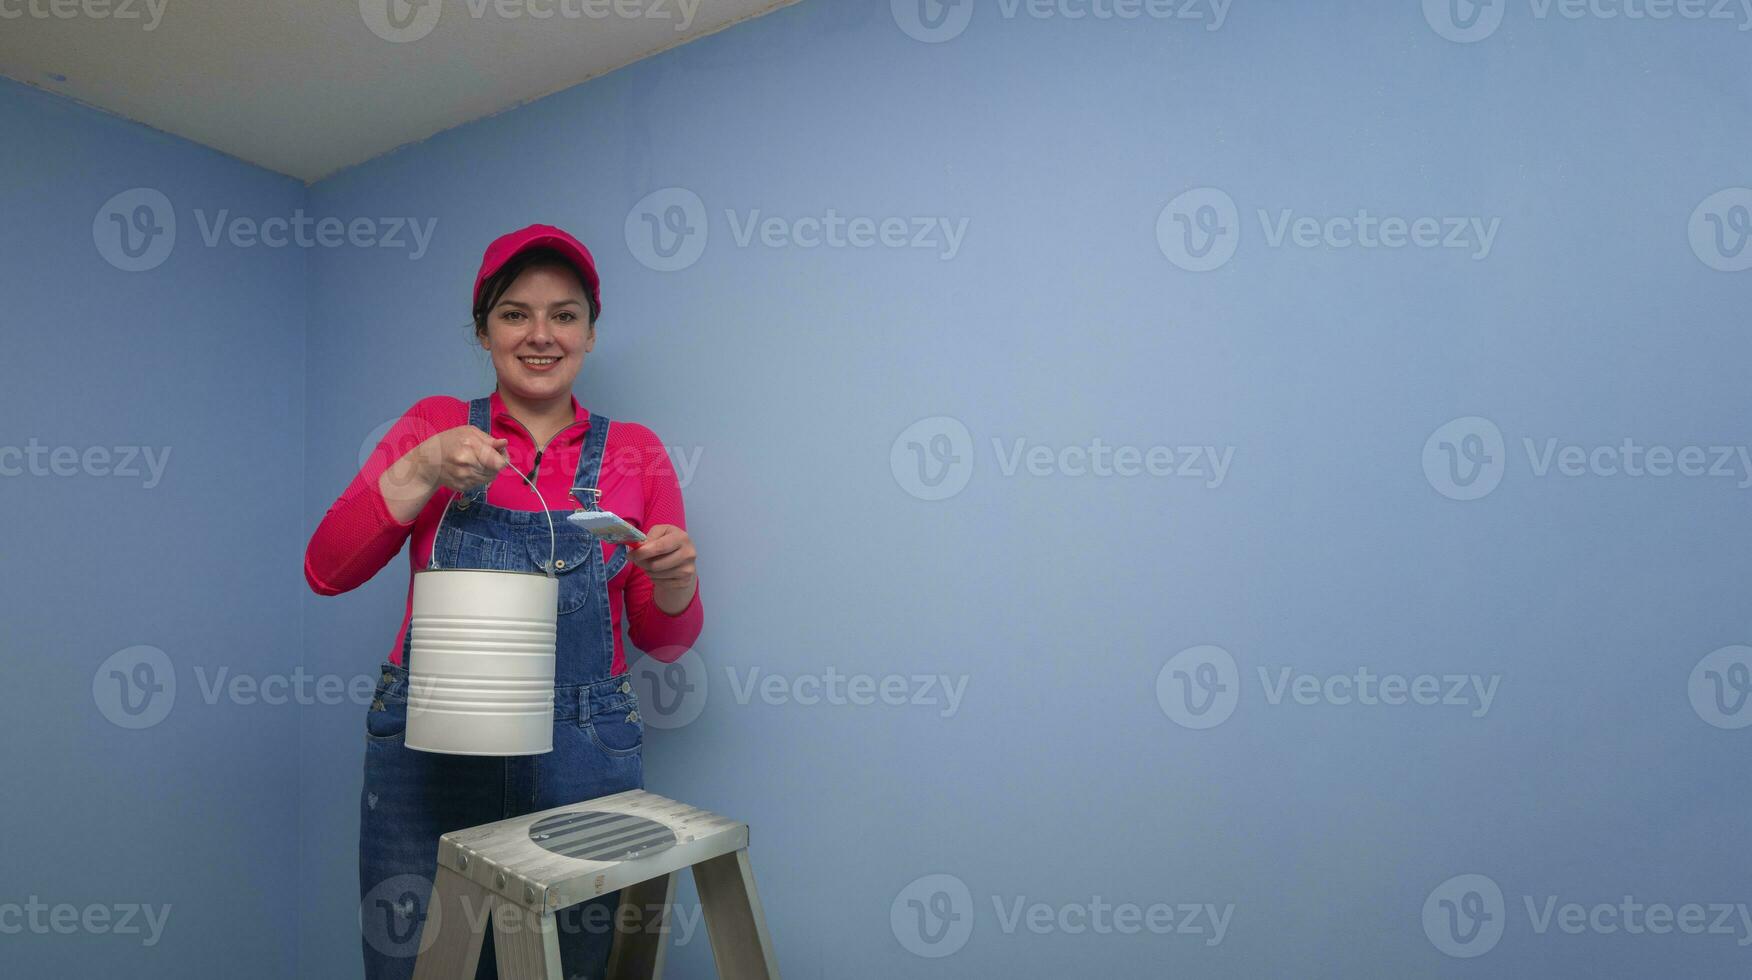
[404,467,562,756]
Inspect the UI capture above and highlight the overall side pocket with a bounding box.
[580,691,644,757]
[365,666,408,743]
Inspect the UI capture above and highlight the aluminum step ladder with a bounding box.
[410,789,779,979]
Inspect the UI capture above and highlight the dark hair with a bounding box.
[472,246,599,338]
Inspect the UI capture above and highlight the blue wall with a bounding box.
[0,80,307,977]
[11,0,1752,975]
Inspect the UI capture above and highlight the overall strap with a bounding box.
[572,410,612,497]
[572,411,629,575]
[461,396,494,502]
[467,396,492,431]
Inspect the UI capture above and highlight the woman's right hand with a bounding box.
[380,425,508,513]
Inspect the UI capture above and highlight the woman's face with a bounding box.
[480,263,594,404]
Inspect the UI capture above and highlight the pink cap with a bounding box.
[473,224,601,315]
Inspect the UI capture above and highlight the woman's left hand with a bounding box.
[629,524,697,613]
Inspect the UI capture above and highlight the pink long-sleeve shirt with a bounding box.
[305,392,701,673]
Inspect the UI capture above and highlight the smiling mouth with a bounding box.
[519,356,561,368]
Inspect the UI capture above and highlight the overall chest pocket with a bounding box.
[528,528,598,614]
[443,527,515,570]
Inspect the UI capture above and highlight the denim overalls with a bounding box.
[359,397,644,980]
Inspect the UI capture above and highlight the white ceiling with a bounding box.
[0,0,798,182]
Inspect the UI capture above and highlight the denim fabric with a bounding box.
[359,398,641,980]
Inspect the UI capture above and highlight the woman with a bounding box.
[305,224,702,979]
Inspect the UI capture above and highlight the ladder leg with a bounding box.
[693,849,780,980]
[413,864,494,980]
[491,901,564,980]
[607,871,677,979]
